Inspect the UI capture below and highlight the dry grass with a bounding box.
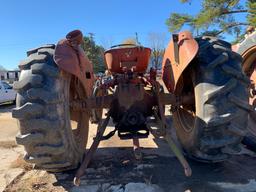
[5,174,47,192]
[4,170,65,192]
[25,176,49,192]
[6,156,65,192]
[10,155,33,171]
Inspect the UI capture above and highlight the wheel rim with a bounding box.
[175,71,196,133]
[176,107,195,132]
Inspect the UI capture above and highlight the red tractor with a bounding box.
[12,30,249,185]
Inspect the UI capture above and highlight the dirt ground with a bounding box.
[1,103,256,192]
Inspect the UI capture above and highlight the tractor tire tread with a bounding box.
[198,37,248,160]
[12,46,83,172]
[27,44,55,56]
[175,36,249,162]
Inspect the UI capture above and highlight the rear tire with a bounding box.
[173,37,250,162]
[12,45,89,172]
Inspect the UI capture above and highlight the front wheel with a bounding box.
[173,37,250,162]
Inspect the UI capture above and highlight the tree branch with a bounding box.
[221,9,248,15]
[216,22,249,35]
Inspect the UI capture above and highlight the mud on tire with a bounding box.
[12,45,88,172]
[173,36,250,162]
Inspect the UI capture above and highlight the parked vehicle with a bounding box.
[0,81,16,104]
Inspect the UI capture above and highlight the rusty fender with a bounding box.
[162,31,199,93]
[54,30,95,97]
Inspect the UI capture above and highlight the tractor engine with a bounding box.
[103,44,154,139]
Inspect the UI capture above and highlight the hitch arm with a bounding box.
[154,83,192,177]
[152,109,192,177]
[73,112,111,186]
[165,133,192,177]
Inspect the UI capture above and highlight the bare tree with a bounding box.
[100,36,114,49]
[0,65,7,71]
[148,32,167,70]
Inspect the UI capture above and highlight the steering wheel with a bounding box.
[110,44,137,48]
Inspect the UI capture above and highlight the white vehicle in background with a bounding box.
[0,81,16,104]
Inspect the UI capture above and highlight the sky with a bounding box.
[0,0,246,70]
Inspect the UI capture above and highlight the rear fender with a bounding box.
[54,30,94,97]
[162,31,198,93]
[241,45,256,75]
[234,32,256,74]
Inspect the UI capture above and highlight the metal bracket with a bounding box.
[101,128,117,140]
[172,34,180,65]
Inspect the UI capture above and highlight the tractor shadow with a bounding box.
[52,148,256,192]
[51,115,256,192]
